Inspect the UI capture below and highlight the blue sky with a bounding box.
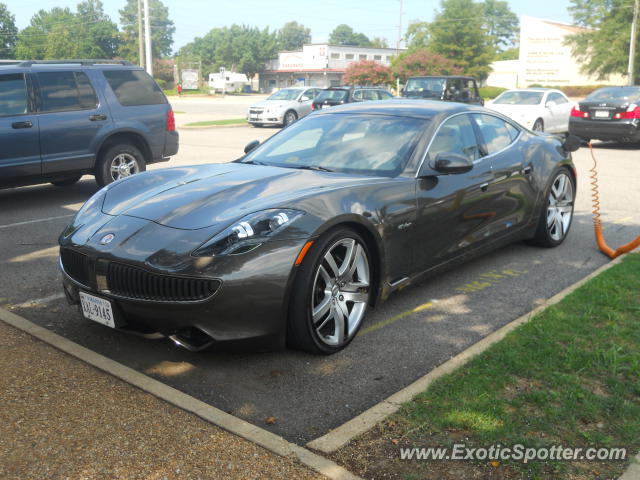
[11,0,574,51]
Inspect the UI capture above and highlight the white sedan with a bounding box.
[487,88,574,133]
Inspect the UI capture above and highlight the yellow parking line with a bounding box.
[360,301,434,336]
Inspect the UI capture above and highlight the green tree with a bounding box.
[567,0,636,81]
[427,0,495,79]
[16,3,118,60]
[329,24,372,46]
[343,59,393,85]
[177,24,278,80]
[370,36,389,48]
[277,21,311,51]
[482,0,519,50]
[0,3,17,58]
[392,49,463,82]
[119,0,174,63]
[405,21,430,50]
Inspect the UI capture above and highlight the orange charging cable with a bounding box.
[589,142,640,258]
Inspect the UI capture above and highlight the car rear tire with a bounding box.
[532,119,544,132]
[95,144,146,187]
[283,110,298,127]
[288,227,373,354]
[51,175,82,187]
[528,169,575,248]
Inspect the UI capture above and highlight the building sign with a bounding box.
[181,69,199,90]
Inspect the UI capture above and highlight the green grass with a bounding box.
[184,118,247,127]
[163,88,210,96]
[346,254,640,479]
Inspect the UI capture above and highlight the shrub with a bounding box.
[392,49,462,83]
[343,60,394,86]
[479,86,507,99]
[154,78,167,89]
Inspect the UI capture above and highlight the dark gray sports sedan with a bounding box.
[59,100,579,354]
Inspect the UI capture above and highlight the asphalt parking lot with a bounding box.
[1,123,638,445]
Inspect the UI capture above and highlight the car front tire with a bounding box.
[288,227,373,354]
[283,110,298,127]
[533,119,544,132]
[95,144,146,187]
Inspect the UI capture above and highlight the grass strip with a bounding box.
[333,253,640,480]
[184,118,247,127]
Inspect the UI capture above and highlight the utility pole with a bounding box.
[137,0,145,69]
[143,0,153,76]
[629,0,639,85]
[396,0,403,95]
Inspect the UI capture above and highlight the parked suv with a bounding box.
[248,86,320,127]
[402,76,484,105]
[0,60,178,189]
[311,86,394,110]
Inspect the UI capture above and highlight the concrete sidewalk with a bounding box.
[0,320,323,480]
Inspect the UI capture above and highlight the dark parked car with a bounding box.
[311,86,394,110]
[0,60,178,189]
[569,86,640,143]
[59,100,578,355]
[402,76,484,105]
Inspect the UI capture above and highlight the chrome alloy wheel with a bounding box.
[547,172,574,242]
[311,238,370,347]
[110,153,140,181]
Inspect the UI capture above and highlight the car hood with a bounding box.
[250,100,293,109]
[102,163,374,230]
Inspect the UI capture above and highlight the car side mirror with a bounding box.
[546,100,556,108]
[300,96,311,102]
[244,140,260,154]
[431,153,474,175]
[562,134,583,152]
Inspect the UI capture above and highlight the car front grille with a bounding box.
[106,262,220,302]
[60,249,94,287]
[249,108,263,114]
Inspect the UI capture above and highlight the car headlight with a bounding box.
[193,209,304,257]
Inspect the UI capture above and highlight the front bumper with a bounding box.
[569,118,640,142]
[60,226,308,351]
[247,111,284,126]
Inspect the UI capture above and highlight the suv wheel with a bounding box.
[96,144,146,187]
[51,175,82,187]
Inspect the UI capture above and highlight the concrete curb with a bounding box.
[307,253,631,454]
[0,307,361,480]
[619,453,640,479]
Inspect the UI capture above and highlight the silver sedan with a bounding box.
[247,87,320,127]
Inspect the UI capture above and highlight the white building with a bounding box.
[259,44,402,93]
[487,16,626,89]
[208,71,250,93]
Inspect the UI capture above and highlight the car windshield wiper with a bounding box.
[290,164,335,172]
[241,159,267,165]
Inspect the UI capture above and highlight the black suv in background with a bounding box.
[0,60,178,189]
[311,86,394,110]
[402,76,484,105]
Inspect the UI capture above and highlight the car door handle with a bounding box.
[480,182,490,191]
[89,114,107,121]
[12,121,33,129]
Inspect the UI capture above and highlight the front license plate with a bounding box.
[80,292,115,328]
[594,110,610,118]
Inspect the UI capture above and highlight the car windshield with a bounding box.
[243,113,428,177]
[315,89,348,102]
[404,78,445,97]
[586,86,640,102]
[493,91,544,105]
[267,89,300,101]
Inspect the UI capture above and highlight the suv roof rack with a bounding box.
[17,59,133,67]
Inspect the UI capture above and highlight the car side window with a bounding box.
[473,114,517,154]
[428,114,481,162]
[352,90,364,101]
[363,90,378,101]
[548,92,567,104]
[0,73,28,116]
[38,71,98,112]
[103,70,167,106]
[378,90,393,100]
